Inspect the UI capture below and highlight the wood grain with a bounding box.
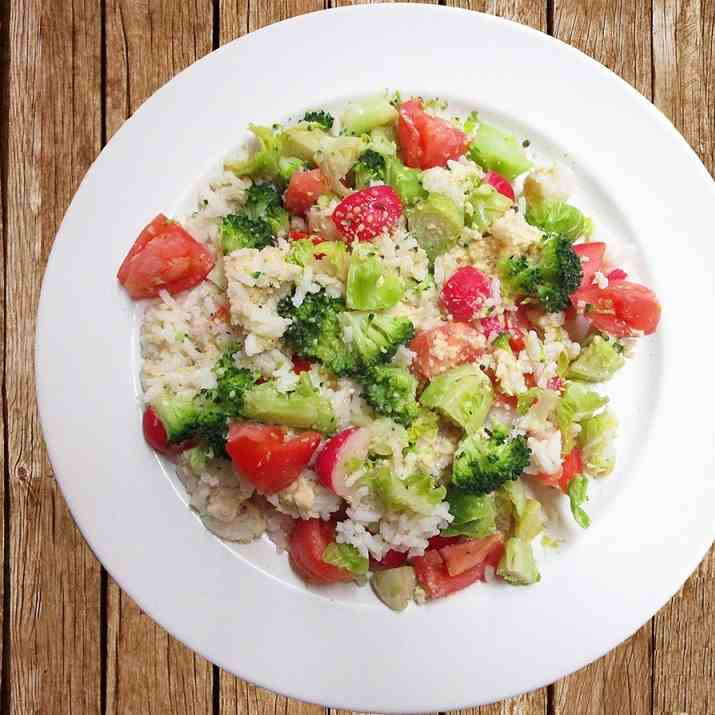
[550,2,654,711]
[5,0,103,713]
[103,2,215,713]
[652,1,715,712]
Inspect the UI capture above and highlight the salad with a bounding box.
[118,94,661,611]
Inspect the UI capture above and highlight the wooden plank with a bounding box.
[5,0,103,713]
[103,2,214,713]
[218,1,328,713]
[549,2,654,714]
[652,1,715,711]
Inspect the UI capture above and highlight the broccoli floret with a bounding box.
[244,183,289,235]
[353,149,386,188]
[209,345,258,415]
[278,290,357,376]
[342,312,415,369]
[362,366,420,426]
[452,428,531,496]
[499,234,583,312]
[220,214,274,254]
[303,110,334,130]
[242,374,335,433]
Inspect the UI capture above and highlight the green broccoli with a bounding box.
[361,365,420,426]
[303,110,334,130]
[244,183,289,235]
[242,374,336,433]
[499,234,583,312]
[353,149,386,188]
[452,427,531,496]
[342,312,415,369]
[220,214,274,254]
[278,290,357,376]
[208,345,258,415]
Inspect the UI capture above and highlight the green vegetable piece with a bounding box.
[151,393,203,443]
[492,333,512,353]
[225,125,283,180]
[497,537,541,585]
[282,125,328,161]
[362,365,420,426]
[568,335,625,382]
[353,149,386,189]
[419,364,493,434]
[342,312,415,370]
[555,381,609,453]
[371,566,416,612]
[463,111,479,134]
[499,234,583,313]
[452,429,531,496]
[368,126,397,156]
[278,290,357,377]
[578,410,618,477]
[317,241,349,281]
[277,156,306,184]
[287,238,317,267]
[368,418,409,457]
[406,193,465,262]
[303,110,334,130]
[465,183,513,232]
[442,488,497,538]
[407,408,440,445]
[244,183,289,235]
[346,251,405,311]
[497,479,528,519]
[469,121,533,180]
[514,498,547,541]
[341,95,398,135]
[384,157,426,205]
[241,374,336,433]
[567,475,591,528]
[322,543,368,575]
[526,200,590,242]
[184,446,209,475]
[219,214,274,254]
[516,388,540,416]
[370,467,446,516]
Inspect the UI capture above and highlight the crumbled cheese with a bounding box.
[523,163,575,204]
[490,211,543,253]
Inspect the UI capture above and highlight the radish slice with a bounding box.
[315,427,370,499]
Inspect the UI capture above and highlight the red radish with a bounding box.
[440,266,492,321]
[315,427,370,498]
[331,186,402,242]
[142,406,194,461]
[478,315,502,340]
[607,268,628,281]
[483,170,515,201]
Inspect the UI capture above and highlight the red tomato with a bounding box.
[292,356,313,374]
[410,322,484,380]
[369,549,408,571]
[439,534,503,577]
[440,266,492,321]
[411,538,504,599]
[503,305,533,353]
[559,447,583,492]
[288,230,325,246]
[572,280,661,337]
[211,303,230,323]
[483,170,515,201]
[284,169,331,214]
[607,268,628,281]
[397,100,469,170]
[226,423,321,494]
[289,519,354,584]
[142,407,193,461]
[427,535,462,550]
[117,214,215,300]
[331,186,402,242]
[573,242,606,291]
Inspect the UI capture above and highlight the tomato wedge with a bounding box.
[226,423,321,494]
[410,322,484,380]
[440,266,492,322]
[117,214,215,300]
[398,100,469,170]
[284,169,331,214]
[289,519,354,584]
[572,280,661,337]
[532,447,583,492]
[332,186,402,242]
[439,534,504,577]
[573,242,606,291]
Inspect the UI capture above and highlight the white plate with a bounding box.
[36,5,715,711]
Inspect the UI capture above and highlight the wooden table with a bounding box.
[2,0,713,712]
